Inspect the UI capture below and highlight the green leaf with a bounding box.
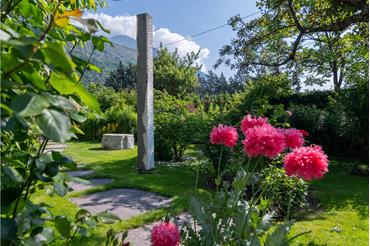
[87,63,102,73]
[77,226,90,237]
[74,84,100,112]
[75,18,99,33]
[22,70,47,90]
[70,112,87,122]
[47,94,78,113]
[2,166,24,183]
[75,209,91,222]
[53,182,68,196]
[96,20,111,34]
[35,227,55,244]
[92,36,104,52]
[35,109,71,143]
[264,222,292,246]
[71,124,84,135]
[96,211,121,224]
[11,93,50,117]
[84,217,98,228]
[42,42,75,71]
[49,72,75,95]
[53,216,71,238]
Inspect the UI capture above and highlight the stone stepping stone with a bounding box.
[125,213,193,246]
[66,169,95,177]
[43,140,67,153]
[68,179,113,192]
[70,189,172,220]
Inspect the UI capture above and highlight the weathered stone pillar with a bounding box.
[136,13,155,171]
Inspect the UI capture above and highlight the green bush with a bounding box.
[80,84,137,141]
[154,91,212,161]
[155,112,210,161]
[260,167,308,218]
[105,103,137,135]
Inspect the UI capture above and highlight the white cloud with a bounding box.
[84,13,137,39]
[153,28,210,71]
[83,13,210,70]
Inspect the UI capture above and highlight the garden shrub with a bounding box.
[260,166,308,218]
[155,112,210,161]
[223,73,292,126]
[288,88,369,161]
[288,104,325,138]
[154,91,213,161]
[79,84,137,141]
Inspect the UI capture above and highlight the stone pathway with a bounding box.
[66,169,95,177]
[44,140,66,152]
[68,178,113,192]
[70,188,172,219]
[126,214,193,246]
[66,167,182,245]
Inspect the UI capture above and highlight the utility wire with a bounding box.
[162,10,262,47]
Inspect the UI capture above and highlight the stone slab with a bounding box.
[125,213,193,246]
[68,179,113,192]
[70,189,172,220]
[66,169,94,177]
[102,134,134,150]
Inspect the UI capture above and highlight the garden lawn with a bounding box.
[34,142,368,245]
[33,141,205,245]
[290,158,369,246]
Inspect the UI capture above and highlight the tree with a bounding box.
[198,70,244,96]
[154,46,201,96]
[104,61,136,91]
[217,0,368,90]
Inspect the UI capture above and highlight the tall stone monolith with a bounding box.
[136,13,155,171]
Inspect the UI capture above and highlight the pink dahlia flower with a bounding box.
[278,128,304,149]
[210,124,238,148]
[284,145,329,181]
[242,124,286,159]
[151,222,180,246]
[240,114,268,134]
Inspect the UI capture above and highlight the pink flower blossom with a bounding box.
[299,129,309,137]
[210,124,238,148]
[242,124,286,159]
[151,222,180,246]
[283,145,329,181]
[240,114,268,134]
[278,128,304,149]
[286,111,293,117]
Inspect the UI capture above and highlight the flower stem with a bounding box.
[216,145,224,191]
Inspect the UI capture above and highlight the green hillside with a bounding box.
[72,41,137,83]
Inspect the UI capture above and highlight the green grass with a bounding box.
[34,142,368,245]
[33,141,205,245]
[290,158,368,245]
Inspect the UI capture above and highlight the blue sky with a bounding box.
[90,0,261,78]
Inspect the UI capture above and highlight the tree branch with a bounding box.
[249,31,304,67]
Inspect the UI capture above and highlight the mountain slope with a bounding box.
[110,35,137,50]
[73,36,137,83]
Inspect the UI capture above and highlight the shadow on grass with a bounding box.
[88,147,105,151]
[309,160,368,219]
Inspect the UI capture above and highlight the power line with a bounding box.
[162,10,262,47]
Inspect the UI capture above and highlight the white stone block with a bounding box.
[101,134,134,150]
